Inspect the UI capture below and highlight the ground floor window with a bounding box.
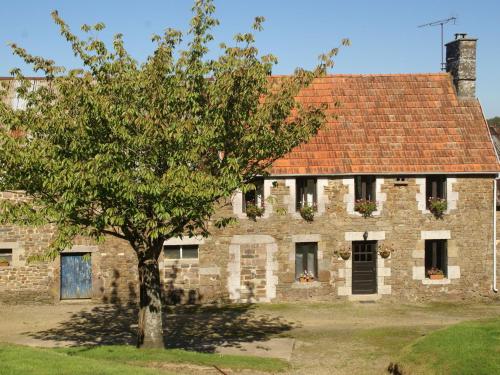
[425,240,447,278]
[295,242,318,280]
[0,249,12,267]
[164,245,199,260]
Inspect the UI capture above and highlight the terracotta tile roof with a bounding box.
[271,73,500,175]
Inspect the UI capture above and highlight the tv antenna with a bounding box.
[418,17,457,71]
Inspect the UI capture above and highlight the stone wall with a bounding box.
[445,35,477,99]
[0,189,138,304]
[192,175,497,303]
[0,191,57,303]
[0,175,498,304]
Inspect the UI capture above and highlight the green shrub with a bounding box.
[354,199,377,218]
[245,202,265,221]
[299,203,316,221]
[428,197,447,218]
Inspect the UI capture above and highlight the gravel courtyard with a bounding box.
[1,300,500,374]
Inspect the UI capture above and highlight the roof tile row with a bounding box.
[271,73,500,175]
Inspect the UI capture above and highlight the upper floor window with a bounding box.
[164,245,199,260]
[296,178,317,210]
[243,178,264,212]
[355,176,376,201]
[497,181,500,211]
[426,175,447,208]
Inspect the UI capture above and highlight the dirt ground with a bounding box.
[1,300,500,374]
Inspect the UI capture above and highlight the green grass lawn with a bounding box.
[0,344,163,375]
[0,343,289,374]
[396,317,500,375]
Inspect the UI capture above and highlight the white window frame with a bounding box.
[164,244,199,260]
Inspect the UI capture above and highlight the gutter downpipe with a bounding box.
[494,174,500,293]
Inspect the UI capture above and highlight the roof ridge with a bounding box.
[270,72,449,78]
[0,72,450,80]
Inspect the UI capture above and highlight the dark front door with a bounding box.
[60,253,92,299]
[352,241,377,294]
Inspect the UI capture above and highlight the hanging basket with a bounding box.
[379,249,391,259]
[339,252,351,260]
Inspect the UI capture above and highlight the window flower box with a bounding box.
[299,203,316,222]
[354,199,377,218]
[429,274,444,280]
[245,202,265,221]
[427,267,444,280]
[298,271,315,283]
[428,197,447,218]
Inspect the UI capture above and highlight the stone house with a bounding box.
[1,33,500,304]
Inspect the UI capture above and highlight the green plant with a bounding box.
[299,203,316,221]
[275,207,288,216]
[428,197,447,218]
[245,202,265,221]
[354,199,377,218]
[0,0,348,348]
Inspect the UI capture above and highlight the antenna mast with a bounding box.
[418,17,457,71]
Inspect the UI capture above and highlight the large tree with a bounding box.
[0,0,347,348]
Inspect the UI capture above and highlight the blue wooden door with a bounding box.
[60,253,92,299]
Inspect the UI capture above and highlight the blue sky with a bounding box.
[1,0,499,117]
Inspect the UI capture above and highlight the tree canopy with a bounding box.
[0,0,347,347]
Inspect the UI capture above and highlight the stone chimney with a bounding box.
[445,33,477,99]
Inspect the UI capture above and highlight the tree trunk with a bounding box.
[137,257,164,348]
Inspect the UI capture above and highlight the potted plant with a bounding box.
[428,197,447,219]
[0,259,10,267]
[299,203,316,222]
[427,267,444,280]
[354,199,377,218]
[335,247,351,260]
[378,243,394,259]
[245,201,265,221]
[298,270,315,283]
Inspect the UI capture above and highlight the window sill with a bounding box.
[421,278,450,285]
[235,212,270,220]
[348,209,382,217]
[164,259,199,264]
[291,281,322,289]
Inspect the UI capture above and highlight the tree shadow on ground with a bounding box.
[25,302,295,352]
[164,303,295,351]
[25,269,295,351]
